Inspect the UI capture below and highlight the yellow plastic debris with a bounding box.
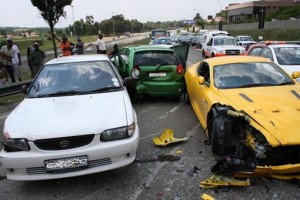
[201,193,215,200]
[199,175,250,188]
[153,128,188,146]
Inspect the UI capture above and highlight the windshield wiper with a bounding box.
[155,63,170,70]
[78,86,121,95]
[35,90,81,98]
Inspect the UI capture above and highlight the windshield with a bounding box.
[239,36,254,42]
[152,30,168,38]
[28,61,121,98]
[274,46,300,65]
[214,38,237,46]
[134,51,179,66]
[214,62,293,89]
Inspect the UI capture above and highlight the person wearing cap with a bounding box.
[28,42,45,78]
[75,37,84,55]
[0,37,17,83]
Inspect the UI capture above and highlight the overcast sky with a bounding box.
[0,0,250,28]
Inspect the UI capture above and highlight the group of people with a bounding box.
[0,34,119,86]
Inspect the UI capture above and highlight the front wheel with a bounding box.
[211,120,220,155]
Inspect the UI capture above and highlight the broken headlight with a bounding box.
[100,122,135,142]
[3,138,30,152]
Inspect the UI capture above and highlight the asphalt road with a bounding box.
[0,47,299,200]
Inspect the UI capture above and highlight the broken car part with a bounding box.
[153,128,188,146]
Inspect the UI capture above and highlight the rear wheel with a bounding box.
[183,87,190,105]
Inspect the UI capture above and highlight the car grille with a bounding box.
[225,50,240,55]
[34,135,94,150]
[26,158,112,174]
[258,145,300,166]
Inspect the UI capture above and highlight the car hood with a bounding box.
[4,91,131,140]
[218,86,300,146]
[216,45,245,50]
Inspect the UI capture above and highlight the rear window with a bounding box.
[134,51,180,66]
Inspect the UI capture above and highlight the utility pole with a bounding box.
[71,5,75,36]
[112,12,115,40]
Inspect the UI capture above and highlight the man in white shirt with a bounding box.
[12,43,22,81]
[0,37,16,83]
[96,34,106,54]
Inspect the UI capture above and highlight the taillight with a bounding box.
[131,65,141,79]
[176,64,184,74]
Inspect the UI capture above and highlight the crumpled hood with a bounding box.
[219,86,300,146]
[4,91,132,140]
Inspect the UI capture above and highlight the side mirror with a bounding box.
[22,85,28,94]
[198,76,205,85]
[292,71,300,79]
[123,77,136,87]
[207,42,212,46]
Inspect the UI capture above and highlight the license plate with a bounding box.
[45,156,88,172]
[149,72,167,77]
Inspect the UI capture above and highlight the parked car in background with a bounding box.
[195,35,206,49]
[149,37,172,45]
[178,33,192,45]
[184,55,300,178]
[190,36,200,46]
[114,44,189,102]
[203,35,246,58]
[149,29,169,44]
[0,55,139,181]
[236,35,257,50]
[246,41,300,82]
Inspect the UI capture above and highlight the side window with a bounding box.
[197,62,210,85]
[261,48,274,61]
[249,47,263,56]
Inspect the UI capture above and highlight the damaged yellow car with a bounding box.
[184,56,300,179]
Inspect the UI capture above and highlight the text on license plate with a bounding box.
[45,156,88,171]
[149,72,167,77]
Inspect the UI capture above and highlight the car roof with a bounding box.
[45,54,110,65]
[124,45,174,52]
[204,55,273,66]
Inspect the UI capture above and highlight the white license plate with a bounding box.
[149,72,167,77]
[45,156,88,172]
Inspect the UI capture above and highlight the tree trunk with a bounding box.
[50,25,58,58]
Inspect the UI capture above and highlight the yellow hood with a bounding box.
[219,86,300,146]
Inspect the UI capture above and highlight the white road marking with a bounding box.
[158,104,181,119]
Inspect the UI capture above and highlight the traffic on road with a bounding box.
[0,29,300,200]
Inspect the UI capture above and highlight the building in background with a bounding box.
[226,0,297,23]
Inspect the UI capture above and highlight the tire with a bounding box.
[211,113,220,155]
[183,87,190,105]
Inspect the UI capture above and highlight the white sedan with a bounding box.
[0,54,139,181]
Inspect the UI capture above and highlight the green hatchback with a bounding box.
[114,44,189,101]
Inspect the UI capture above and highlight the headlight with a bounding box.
[100,122,136,142]
[3,138,30,152]
[216,49,224,54]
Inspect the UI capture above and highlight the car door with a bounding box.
[117,48,130,78]
[171,44,190,68]
[261,47,274,61]
[192,62,211,126]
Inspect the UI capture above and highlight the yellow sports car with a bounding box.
[184,56,300,179]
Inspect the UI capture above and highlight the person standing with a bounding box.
[27,42,35,78]
[56,36,74,56]
[109,43,119,58]
[96,34,106,54]
[12,43,22,81]
[75,37,84,55]
[0,37,17,83]
[28,42,45,78]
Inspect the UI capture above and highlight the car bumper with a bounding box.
[235,163,300,180]
[0,127,139,181]
[135,81,184,96]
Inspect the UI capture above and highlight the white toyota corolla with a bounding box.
[0,54,139,181]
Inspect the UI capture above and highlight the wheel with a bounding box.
[183,87,190,105]
[211,110,220,155]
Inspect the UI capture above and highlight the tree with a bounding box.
[31,0,73,58]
